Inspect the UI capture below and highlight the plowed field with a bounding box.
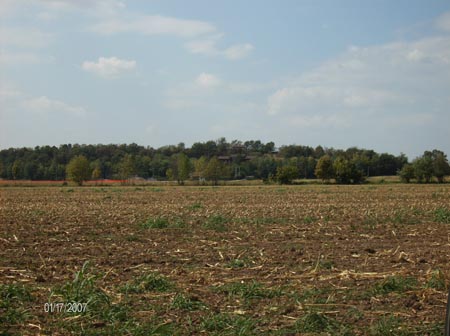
[1,184,449,335]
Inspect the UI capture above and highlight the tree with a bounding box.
[333,157,352,184]
[413,156,433,183]
[66,155,91,186]
[23,161,38,180]
[349,156,365,183]
[432,151,450,183]
[91,166,102,180]
[192,156,208,183]
[315,155,334,182]
[375,153,400,176]
[150,154,169,178]
[333,156,364,184]
[118,155,136,182]
[1,141,447,183]
[314,145,325,159]
[91,160,102,180]
[263,142,275,154]
[216,137,229,155]
[204,141,218,157]
[255,156,277,180]
[275,165,298,184]
[177,153,191,185]
[351,153,371,177]
[398,164,415,183]
[12,159,22,180]
[166,168,174,181]
[204,157,223,185]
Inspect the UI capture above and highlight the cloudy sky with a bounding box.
[1,0,449,159]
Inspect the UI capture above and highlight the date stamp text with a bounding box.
[44,302,88,313]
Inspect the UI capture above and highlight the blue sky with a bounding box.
[1,0,449,159]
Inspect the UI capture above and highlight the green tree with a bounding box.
[66,155,91,186]
[398,164,415,183]
[307,156,317,179]
[255,156,277,180]
[275,165,298,184]
[192,156,208,183]
[264,141,275,154]
[352,153,371,177]
[333,157,352,184]
[349,156,365,183]
[177,153,191,185]
[91,160,102,180]
[204,156,231,185]
[204,157,221,185]
[333,156,364,184]
[12,159,22,180]
[413,156,433,183]
[91,167,102,180]
[150,154,169,178]
[118,155,136,182]
[166,168,174,181]
[315,155,334,183]
[432,151,450,183]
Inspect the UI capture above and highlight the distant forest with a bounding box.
[0,138,448,183]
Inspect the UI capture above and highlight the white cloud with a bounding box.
[224,43,254,60]
[406,49,425,62]
[0,0,126,19]
[163,73,224,110]
[145,124,156,134]
[0,88,21,100]
[0,83,22,108]
[0,26,54,66]
[195,73,221,88]
[162,74,270,115]
[0,27,53,65]
[266,34,450,129]
[164,73,273,111]
[38,0,125,12]
[2,1,253,62]
[22,96,86,117]
[36,11,58,20]
[0,0,18,17]
[185,35,222,56]
[37,1,124,20]
[383,113,434,127]
[288,114,351,128]
[91,15,216,37]
[436,11,450,32]
[227,81,273,94]
[185,37,254,60]
[82,56,136,78]
[0,28,53,48]
[0,51,43,65]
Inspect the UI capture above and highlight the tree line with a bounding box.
[0,139,448,184]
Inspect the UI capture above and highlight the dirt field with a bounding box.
[1,184,449,335]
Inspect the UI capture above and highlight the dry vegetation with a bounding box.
[1,184,450,335]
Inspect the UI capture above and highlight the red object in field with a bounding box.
[0,179,126,185]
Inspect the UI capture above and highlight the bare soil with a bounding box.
[1,184,449,335]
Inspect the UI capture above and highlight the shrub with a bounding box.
[140,217,169,229]
[121,273,173,294]
[275,165,298,184]
[434,207,450,223]
[398,164,415,183]
[203,214,229,232]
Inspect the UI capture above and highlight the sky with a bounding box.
[1,0,449,159]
